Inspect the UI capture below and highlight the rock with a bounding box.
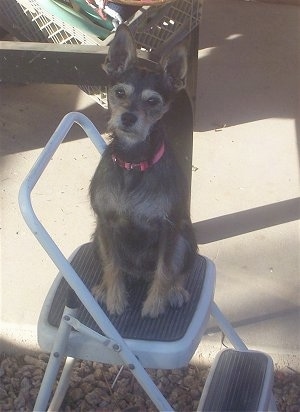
[0,352,298,411]
[29,387,40,398]
[169,373,180,384]
[20,376,31,391]
[183,374,195,387]
[0,387,8,399]
[93,367,103,380]
[80,382,93,393]
[190,388,201,400]
[156,369,165,379]
[33,367,44,377]
[68,387,84,402]
[38,353,50,362]
[97,379,110,390]
[85,387,108,407]
[82,372,96,383]
[13,393,26,410]
[24,355,46,369]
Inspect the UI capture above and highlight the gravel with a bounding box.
[0,352,299,411]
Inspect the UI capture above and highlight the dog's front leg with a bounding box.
[92,262,128,316]
[141,223,189,318]
[92,229,128,315]
[141,270,189,318]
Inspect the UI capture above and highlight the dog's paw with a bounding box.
[141,294,167,318]
[141,286,190,318]
[168,286,190,308]
[106,289,128,316]
[92,282,128,316]
[92,283,106,303]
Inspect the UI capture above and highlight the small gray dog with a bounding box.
[90,24,197,318]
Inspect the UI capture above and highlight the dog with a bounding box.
[89,24,197,318]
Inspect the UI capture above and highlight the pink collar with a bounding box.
[112,141,165,172]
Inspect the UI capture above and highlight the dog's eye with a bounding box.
[146,97,161,106]
[115,88,126,98]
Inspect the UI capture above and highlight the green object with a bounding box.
[71,0,114,30]
[35,0,113,40]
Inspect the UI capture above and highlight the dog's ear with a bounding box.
[103,24,137,76]
[161,46,188,93]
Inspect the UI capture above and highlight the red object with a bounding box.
[112,141,165,171]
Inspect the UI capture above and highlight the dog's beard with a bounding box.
[108,116,151,144]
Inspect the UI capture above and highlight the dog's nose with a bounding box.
[121,112,137,127]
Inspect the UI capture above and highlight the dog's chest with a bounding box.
[93,157,174,223]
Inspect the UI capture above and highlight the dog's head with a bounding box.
[103,24,187,144]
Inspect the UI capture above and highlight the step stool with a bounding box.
[18,112,276,411]
[198,349,275,411]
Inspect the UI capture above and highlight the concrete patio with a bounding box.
[1,0,299,370]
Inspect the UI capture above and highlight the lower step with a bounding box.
[198,349,274,411]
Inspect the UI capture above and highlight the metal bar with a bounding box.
[65,315,119,352]
[211,301,248,351]
[48,356,76,412]
[0,41,157,85]
[34,306,77,411]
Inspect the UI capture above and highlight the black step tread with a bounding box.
[48,242,207,342]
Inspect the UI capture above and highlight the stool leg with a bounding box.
[34,307,77,411]
[211,301,248,350]
[48,356,76,411]
[268,394,278,411]
[211,302,277,411]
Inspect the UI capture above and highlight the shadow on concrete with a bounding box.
[0,337,41,356]
[205,306,300,336]
[195,0,300,133]
[0,83,109,157]
[192,0,300,243]
[194,198,300,244]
